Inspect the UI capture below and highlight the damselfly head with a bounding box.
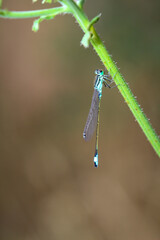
[95,69,104,76]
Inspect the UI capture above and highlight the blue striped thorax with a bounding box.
[94,69,105,98]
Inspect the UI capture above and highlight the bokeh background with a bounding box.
[0,0,160,239]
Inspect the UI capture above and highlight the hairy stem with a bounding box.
[61,0,160,157]
[0,0,159,156]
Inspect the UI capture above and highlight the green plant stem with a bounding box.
[0,0,159,156]
[0,7,67,19]
[61,0,160,157]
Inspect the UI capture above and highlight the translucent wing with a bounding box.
[83,89,100,141]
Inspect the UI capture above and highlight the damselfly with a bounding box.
[83,69,114,167]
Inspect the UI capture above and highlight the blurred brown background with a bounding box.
[0,0,160,239]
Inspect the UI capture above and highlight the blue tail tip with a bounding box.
[94,161,98,168]
[93,153,98,168]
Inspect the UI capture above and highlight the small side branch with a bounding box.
[77,0,85,9]
[0,6,67,19]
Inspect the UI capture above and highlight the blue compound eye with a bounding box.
[99,70,104,75]
[95,69,104,75]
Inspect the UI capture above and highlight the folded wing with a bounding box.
[83,89,100,141]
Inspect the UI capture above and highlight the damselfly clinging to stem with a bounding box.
[83,69,114,167]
